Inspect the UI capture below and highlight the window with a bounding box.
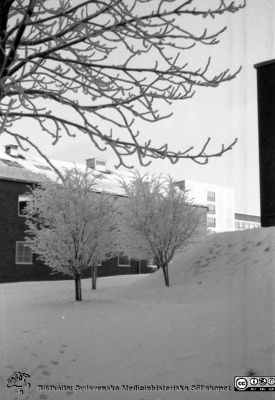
[235,221,241,230]
[18,195,30,216]
[96,160,106,167]
[207,204,216,214]
[117,252,130,267]
[207,191,216,201]
[15,242,33,264]
[207,217,216,228]
[148,259,158,270]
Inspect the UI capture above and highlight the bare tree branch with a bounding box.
[0,0,246,169]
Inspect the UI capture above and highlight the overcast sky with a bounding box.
[1,0,274,215]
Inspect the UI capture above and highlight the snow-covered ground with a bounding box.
[1,227,274,400]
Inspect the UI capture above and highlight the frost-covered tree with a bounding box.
[0,0,245,169]
[24,168,116,301]
[117,172,204,286]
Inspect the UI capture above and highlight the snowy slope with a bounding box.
[1,228,274,400]
[107,226,275,304]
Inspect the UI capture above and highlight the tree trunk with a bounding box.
[91,265,97,290]
[74,276,82,301]
[161,263,170,287]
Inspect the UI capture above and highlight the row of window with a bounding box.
[235,221,260,230]
[17,197,142,266]
[207,218,261,230]
[15,243,136,267]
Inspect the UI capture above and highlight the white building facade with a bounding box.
[176,179,236,232]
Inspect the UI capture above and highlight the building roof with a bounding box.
[0,164,43,183]
[176,178,234,191]
[0,148,127,196]
[254,59,275,69]
[235,213,261,223]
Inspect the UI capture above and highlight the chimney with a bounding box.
[5,144,19,158]
[175,180,186,190]
[86,158,107,172]
[254,59,275,227]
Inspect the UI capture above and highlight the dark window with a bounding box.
[18,201,28,216]
[18,196,30,216]
[207,204,216,214]
[207,191,216,201]
[207,217,216,228]
[118,252,130,267]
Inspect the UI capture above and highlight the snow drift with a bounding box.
[1,227,274,400]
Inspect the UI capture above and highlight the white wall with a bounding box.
[178,180,235,233]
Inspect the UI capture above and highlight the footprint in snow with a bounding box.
[36,364,47,369]
[50,360,59,365]
[42,370,51,376]
[39,395,49,400]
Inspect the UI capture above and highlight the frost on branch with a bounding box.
[116,171,205,286]
[0,0,245,168]
[24,168,117,300]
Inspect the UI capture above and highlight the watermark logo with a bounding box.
[235,378,248,391]
[258,377,267,386]
[250,378,258,386]
[7,372,31,395]
[235,376,275,391]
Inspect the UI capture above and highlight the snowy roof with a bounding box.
[0,148,128,196]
